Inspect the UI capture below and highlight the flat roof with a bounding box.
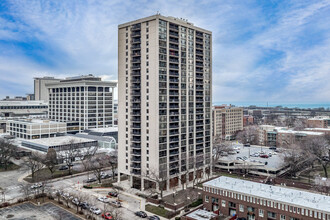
[305,128,330,131]
[186,209,218,220]
[0,101,48,106]
[87,127,118,133]
[118,14,212,34]
[7,119,65,125]
[23,136,96,147]
[204,176,330,213]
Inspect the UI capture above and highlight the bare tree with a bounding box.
[0,138,17,170]
[281,143,310,177]
[110,205,123,220]
[144,168,167,199]
[72,191,87,213]
[23,152,44,181]
[302,136,330,178]
[90,154,110,183]
[20,184,32,200]
[212,138,231,167]
[57,139,81,175]
[43,148,57,178]
[236,126,259,145]
[109,150,118,180]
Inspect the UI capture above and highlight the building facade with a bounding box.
[213,105,243,140]
[0,101,48,117]
[34,77,61,102]
[6,119,66,139]
[259,125,324,147]
[203,176,330,220]
[307,117,330,128]
[118,14,212,190]
[47,75,117,133]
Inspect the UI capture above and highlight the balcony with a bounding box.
[131,52,141,57]
[131,31,141,37]
[131,38,141,44]
[131,24,141,31]
[131,58,141,63]
[169,24,179,30]
[169,58,179,63]
[169,30,179,37]
[196,38,203,43]
[169,37,179,44]
[169,50,179,57]
[169,44,179,50]
[169,71,179,76]
[132,64,141,70]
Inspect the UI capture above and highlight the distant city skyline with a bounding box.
[0,0,330,103]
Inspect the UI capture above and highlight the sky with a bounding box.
[0,0,329,103]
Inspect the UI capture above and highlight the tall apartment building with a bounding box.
[34,77,61,101]
[47,75,117,133]
[213,105,243,140]
[118,14,212,190]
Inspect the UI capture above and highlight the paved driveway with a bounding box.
[0,202,82,220]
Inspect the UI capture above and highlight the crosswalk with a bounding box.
[6,185,21,191]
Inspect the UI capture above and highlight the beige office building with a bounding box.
[118,14,212,190]
[47,75,117,133]
[213,105,243,140]
[34,77,61,101]
[6,119,66,139]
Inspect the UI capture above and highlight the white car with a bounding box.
[98,196,110,203]
[72,198,80,205]
[90,207,102,215]
[31,183,42,189]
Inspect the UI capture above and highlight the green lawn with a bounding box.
[0,162,20,172]
[145,204,173,219]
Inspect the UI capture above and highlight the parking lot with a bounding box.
[0,202,82,220]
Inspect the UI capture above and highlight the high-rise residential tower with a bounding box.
[118,14,212,190]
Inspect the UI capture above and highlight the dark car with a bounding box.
[108,191,118,197]
[269,146,277,150]
[58,165,69,170]
[148,215,160,220]
[79,202,90,210]
[135,211,148,218]
[243,144,250,147]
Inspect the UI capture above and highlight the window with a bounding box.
[239,204,244,212]
[267,211,276,219]
[280,215,286,220]
[221,200,226,207]
[205,196,209,202]
[259,209,264,217]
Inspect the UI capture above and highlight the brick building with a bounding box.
[203,176,330,220]
[307,117,330,128]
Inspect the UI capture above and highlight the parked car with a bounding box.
[58,165,69,170]
[243,144,250,147]
[269,146,277,150]
[31,183,43,189]
[79,202,90,210]
[102,212,113,219]
[236,157,243,161]
[101,174,111,179]
[148,215,160,220]
[108,191,118,197]
[110,200,122,208]
[90,207,102,215]
[85,177,97,183]
[135,211,148,218]
[98,196,110,203]
[260,154,269,158]
[72,198,80,205]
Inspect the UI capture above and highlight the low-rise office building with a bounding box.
[0,101,48,117]
[203,176,330,220]
[213,105,243,140]
[6,119,66,139]
[21,136,97,153]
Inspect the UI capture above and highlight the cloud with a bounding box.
[0,0,329,103]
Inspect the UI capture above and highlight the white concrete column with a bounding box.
[117,172,121,183]
[141,177,145,191]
